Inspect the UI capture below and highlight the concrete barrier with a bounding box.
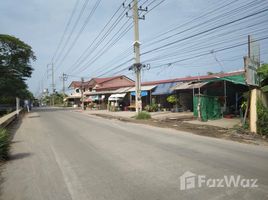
[0,109,23,128]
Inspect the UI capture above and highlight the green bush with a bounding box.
[0,128,10,160]
[135,111,151,120]
[145,103,158,112]
[257,100,268,135]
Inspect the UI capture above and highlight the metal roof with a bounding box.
[152,82,178,95]
[84,90,114,96]
[128,85,157,92]
[172,82,209,90]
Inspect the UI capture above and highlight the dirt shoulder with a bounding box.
[90,113,268,146]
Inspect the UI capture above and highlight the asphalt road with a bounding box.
[1,108,268,200]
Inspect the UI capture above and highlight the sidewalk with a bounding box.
[186,118,241,129]
[75,109,268,146]
[83,109,242,129]
[84,109,193,120]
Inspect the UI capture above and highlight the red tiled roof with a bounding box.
[68,81,91,88]
[93,76,122,84]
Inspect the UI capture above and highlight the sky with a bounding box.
[0,0,267,96]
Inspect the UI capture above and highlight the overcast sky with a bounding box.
[1,0,267,95]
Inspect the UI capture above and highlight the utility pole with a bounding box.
[124,0,148,113]
[47,63,55,106]
[60,73,68,95]
[197,73,201,120]
[81,77,84,110]
[52,63,55,106]
[133,0,141,113]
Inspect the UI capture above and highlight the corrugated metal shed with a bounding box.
[152,82,178,95]
[172,82,209,90]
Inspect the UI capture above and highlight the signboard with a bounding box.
[244,35,260,86]
[131,91,148,96]
[244,56,260,86]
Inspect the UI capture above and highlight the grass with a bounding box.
[0,128,10,160]
[135,111,151,120]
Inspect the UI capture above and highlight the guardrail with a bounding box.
[0,109,23,128]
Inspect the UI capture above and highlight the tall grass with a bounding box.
[0,128,10,160]
[135,111,151,120]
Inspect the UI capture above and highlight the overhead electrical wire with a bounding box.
[51,0,81,63]
[141,7,268,56]
[65,0,133,74]
[64,0,130,73]
[53,0,91,65]
[85,0,167,77]
[56,0,103,69]
[97,1,267,77]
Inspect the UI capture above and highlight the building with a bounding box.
[66,75,135,109]
[66,70,248,116]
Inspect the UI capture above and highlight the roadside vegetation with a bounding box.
[41,93,68,107]
[135,111,151,120]
[257,63,268,136]
[0,128,10,161]
[0,34,36,115]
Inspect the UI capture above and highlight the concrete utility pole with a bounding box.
[124,0,147,113]
[133,0,141,113]
[81,77,85,110]
[47,63,55,106]
[52,63,55,106]
[60,73,68,95]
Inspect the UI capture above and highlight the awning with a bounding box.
[131,91,148,96]
[113,87,132,93]
[84,90,114,96]
[172,82,209,90]
[65,94,81,100]
[84,87,131,96]
[152,82,178,95]
[108,93,126,101]
[207,74,246,85]
[128,85,157,92]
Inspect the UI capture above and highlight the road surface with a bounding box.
[1,108,268,200]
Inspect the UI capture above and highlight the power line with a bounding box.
[56,0,103,69]
[51,0,81,63]
[86,0,166,77]
[65,0,132,74]
[108,36,268,76]
[54,0,91,64]
[141,7,268,56]
[65,0,129,73]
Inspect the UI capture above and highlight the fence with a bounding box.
[0,109,23,128]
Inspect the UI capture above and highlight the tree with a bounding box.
[257,63,268,86]
[207,72,214,75]
[0,34,36,103]
[256,63,268,135]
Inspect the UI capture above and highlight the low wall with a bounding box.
[0,109,23,128]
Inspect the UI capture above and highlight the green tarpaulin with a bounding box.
[193,95,222,121]
[207,74,246,85]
